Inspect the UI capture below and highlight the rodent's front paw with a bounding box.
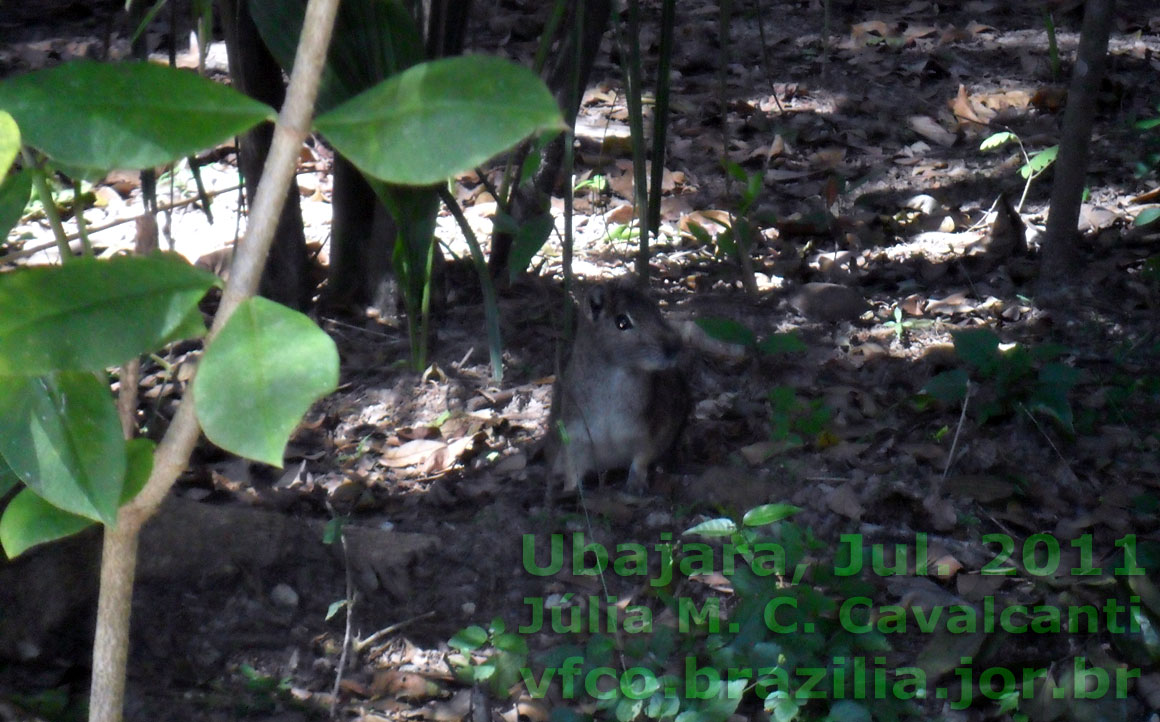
[625,463,648,495]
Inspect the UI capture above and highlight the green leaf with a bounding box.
[684,221,715,247]
[193,297,339,466]
[1135,207,1160,227]
[979,131,1016,151]
[121,437,154,505]
[249,0,425,114]
[0,487,96,558]
[683,518,738,538]
[315,55,564,185]
[615,698,643,722]
[0,453,19,497]
[757,333,807,356]
[322,516,344,545]
[494,633,529,655]
[923,369,969,403]
[742,504,801,527]
[507,212,555,282]
[0,167,33,240]
[1020,145,1058,178]
[952,328,1001,374]
[0,110,17,178]
[695,317,755,347]
[449,625,488,652]
[0,372,125,524]
[1030,362,1080,432]
[765,690,802,722]
[0,254,216,376]
[0,60,273,171]
[325,599,347,621]
[826,701,871,722]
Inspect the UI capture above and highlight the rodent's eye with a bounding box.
[615,314,633,330]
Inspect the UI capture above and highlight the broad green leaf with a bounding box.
[249,0,424,114]
[0,167,32,239]
[979,131,1015,151]
[0,372,125,524]
[315,55,565,185]
[923,369,968,403]
[951,328,1001,374]
[695,317,755,347]
[615,698,643,722]
[0,110,17,178]
[507,212,555,282]
[0,60,273,171]
[1030,362,1080,433]
[193,297,339,466]
[0,253,216,375]
[757,333,806,356]
[122,437,155,504]
[1020,145,1058,178]
[0,453,17,497]
[764,690,802,722]
[683,518,738,538]
[494,633,528,655]
[825,701,871,722]
[448,625,488,652]
[742,504,801,527]
[0,487,96,558]
[1136,207,1160,227]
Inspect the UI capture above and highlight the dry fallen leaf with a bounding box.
[908,116,957,147]
[382,438,447,468]
[825,483,863,520]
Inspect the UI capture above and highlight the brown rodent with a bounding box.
[546,281,691,499]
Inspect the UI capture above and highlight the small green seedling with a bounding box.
[573,174,607,193]
[883,306,934,342]
[980,130,1058,212]
[448,618,530,698]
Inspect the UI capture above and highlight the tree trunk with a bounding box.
[1037,0,1115,302]
[325,0,472,312]
[220,0,311,310]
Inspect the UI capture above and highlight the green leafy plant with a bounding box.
[768,385,834,447]
[980,131,1058,212]
[922,329,1080,432]
[449,618,531,697]
[574,174,608,193]
[452,505,916,721]
[0,13,560,719]
[254,0,563,379]
[685,160,766,294]
[882,307,934,343]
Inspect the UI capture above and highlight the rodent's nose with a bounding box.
[661,336,681,361]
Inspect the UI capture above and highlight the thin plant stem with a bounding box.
[439,186,503,382]
[21,147,71,260]
[72,179,93,257]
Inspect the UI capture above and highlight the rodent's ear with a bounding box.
[586,284,607,321]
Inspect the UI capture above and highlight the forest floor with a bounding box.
[2,1,1160,721]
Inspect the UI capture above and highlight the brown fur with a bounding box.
[546,282,691,499]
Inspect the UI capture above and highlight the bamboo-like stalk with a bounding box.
[646,0,675,239]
